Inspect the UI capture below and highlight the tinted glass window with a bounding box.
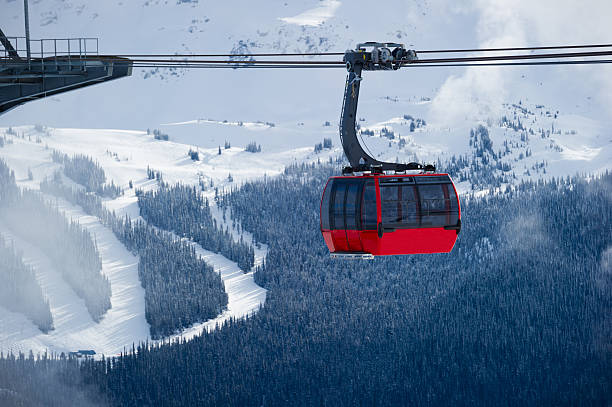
[447,184,458,211]
[419,185,445,211]
[361,180,377,230]
[399,185,419,226]
[381,185,399,225]
[332,182,346,230]
[380,184,419,228]
[345,183,360,230]
[419,184,447,227]
[320,179,333,230]
[445,184,460,225]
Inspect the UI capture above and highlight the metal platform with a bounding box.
[330,252,375,260]
[0,34,132,114]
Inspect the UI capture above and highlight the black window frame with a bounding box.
[345,182,361,230]
[418,183,448,228]
[320,179,334,230]
[361,179,378,231]
[379,176,459,229]
[327,178,370,231]
[331,180,347,230]
[380,180,420,229]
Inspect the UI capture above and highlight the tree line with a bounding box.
[41,175,227,338]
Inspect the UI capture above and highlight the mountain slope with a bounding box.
[1,0,611,142]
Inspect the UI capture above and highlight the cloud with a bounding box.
[503,213,550,253]
[279,0,341,26]
[429,0,612,125]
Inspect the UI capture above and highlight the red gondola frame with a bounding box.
[320,173,461,256]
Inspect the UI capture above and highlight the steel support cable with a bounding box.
[86,49,612,65]
[4,60,612,70]
[129,63,345,69]
[133,59,612,69]
[4,60,612,80]
[109,43,612,58]
[4,43,611,61]
[358,130,377,160]
[7,49,607,65]
[402,59,612,67]
[0,60,343,69]
[128,58,612,69]
[5,52,612,70]
[409,50,612,64]
[104,58,344,64]
[416,43,612,53]
[114,52,345,57]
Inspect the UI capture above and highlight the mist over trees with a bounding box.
[0,160,53,332]
[0,235,53,333]
[137,183,254,272]
[41,176,228,338]
[0,160,110,322]
[0,353,105,407]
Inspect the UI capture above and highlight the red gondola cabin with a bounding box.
[320,173,461,257]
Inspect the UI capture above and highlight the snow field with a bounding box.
[0,129,275,356]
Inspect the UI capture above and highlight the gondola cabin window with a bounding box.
[320,179,332,230]
[361,180,377,230]
[345,182,360,230]
[418,184,447,227]
[332,182,346,229]
[380,181,419,228]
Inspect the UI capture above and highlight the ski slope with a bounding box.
[0,129,274,356]
[0,199,148,356]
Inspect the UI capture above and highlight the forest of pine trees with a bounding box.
[41,176,228,338]
[137,183,255,272]
[0,235,53,333]
[0,163,608,406]
[51,150,122,198]
[0,160,111,322]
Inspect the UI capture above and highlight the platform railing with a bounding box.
[1,37,99,71]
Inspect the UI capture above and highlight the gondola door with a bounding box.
[330,180,349,252]
[329,178,365,252]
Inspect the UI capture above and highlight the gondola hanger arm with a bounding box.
[339,43,434,175]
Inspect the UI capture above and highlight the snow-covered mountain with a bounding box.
[2,0,612,144]
[0,0,611,357]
